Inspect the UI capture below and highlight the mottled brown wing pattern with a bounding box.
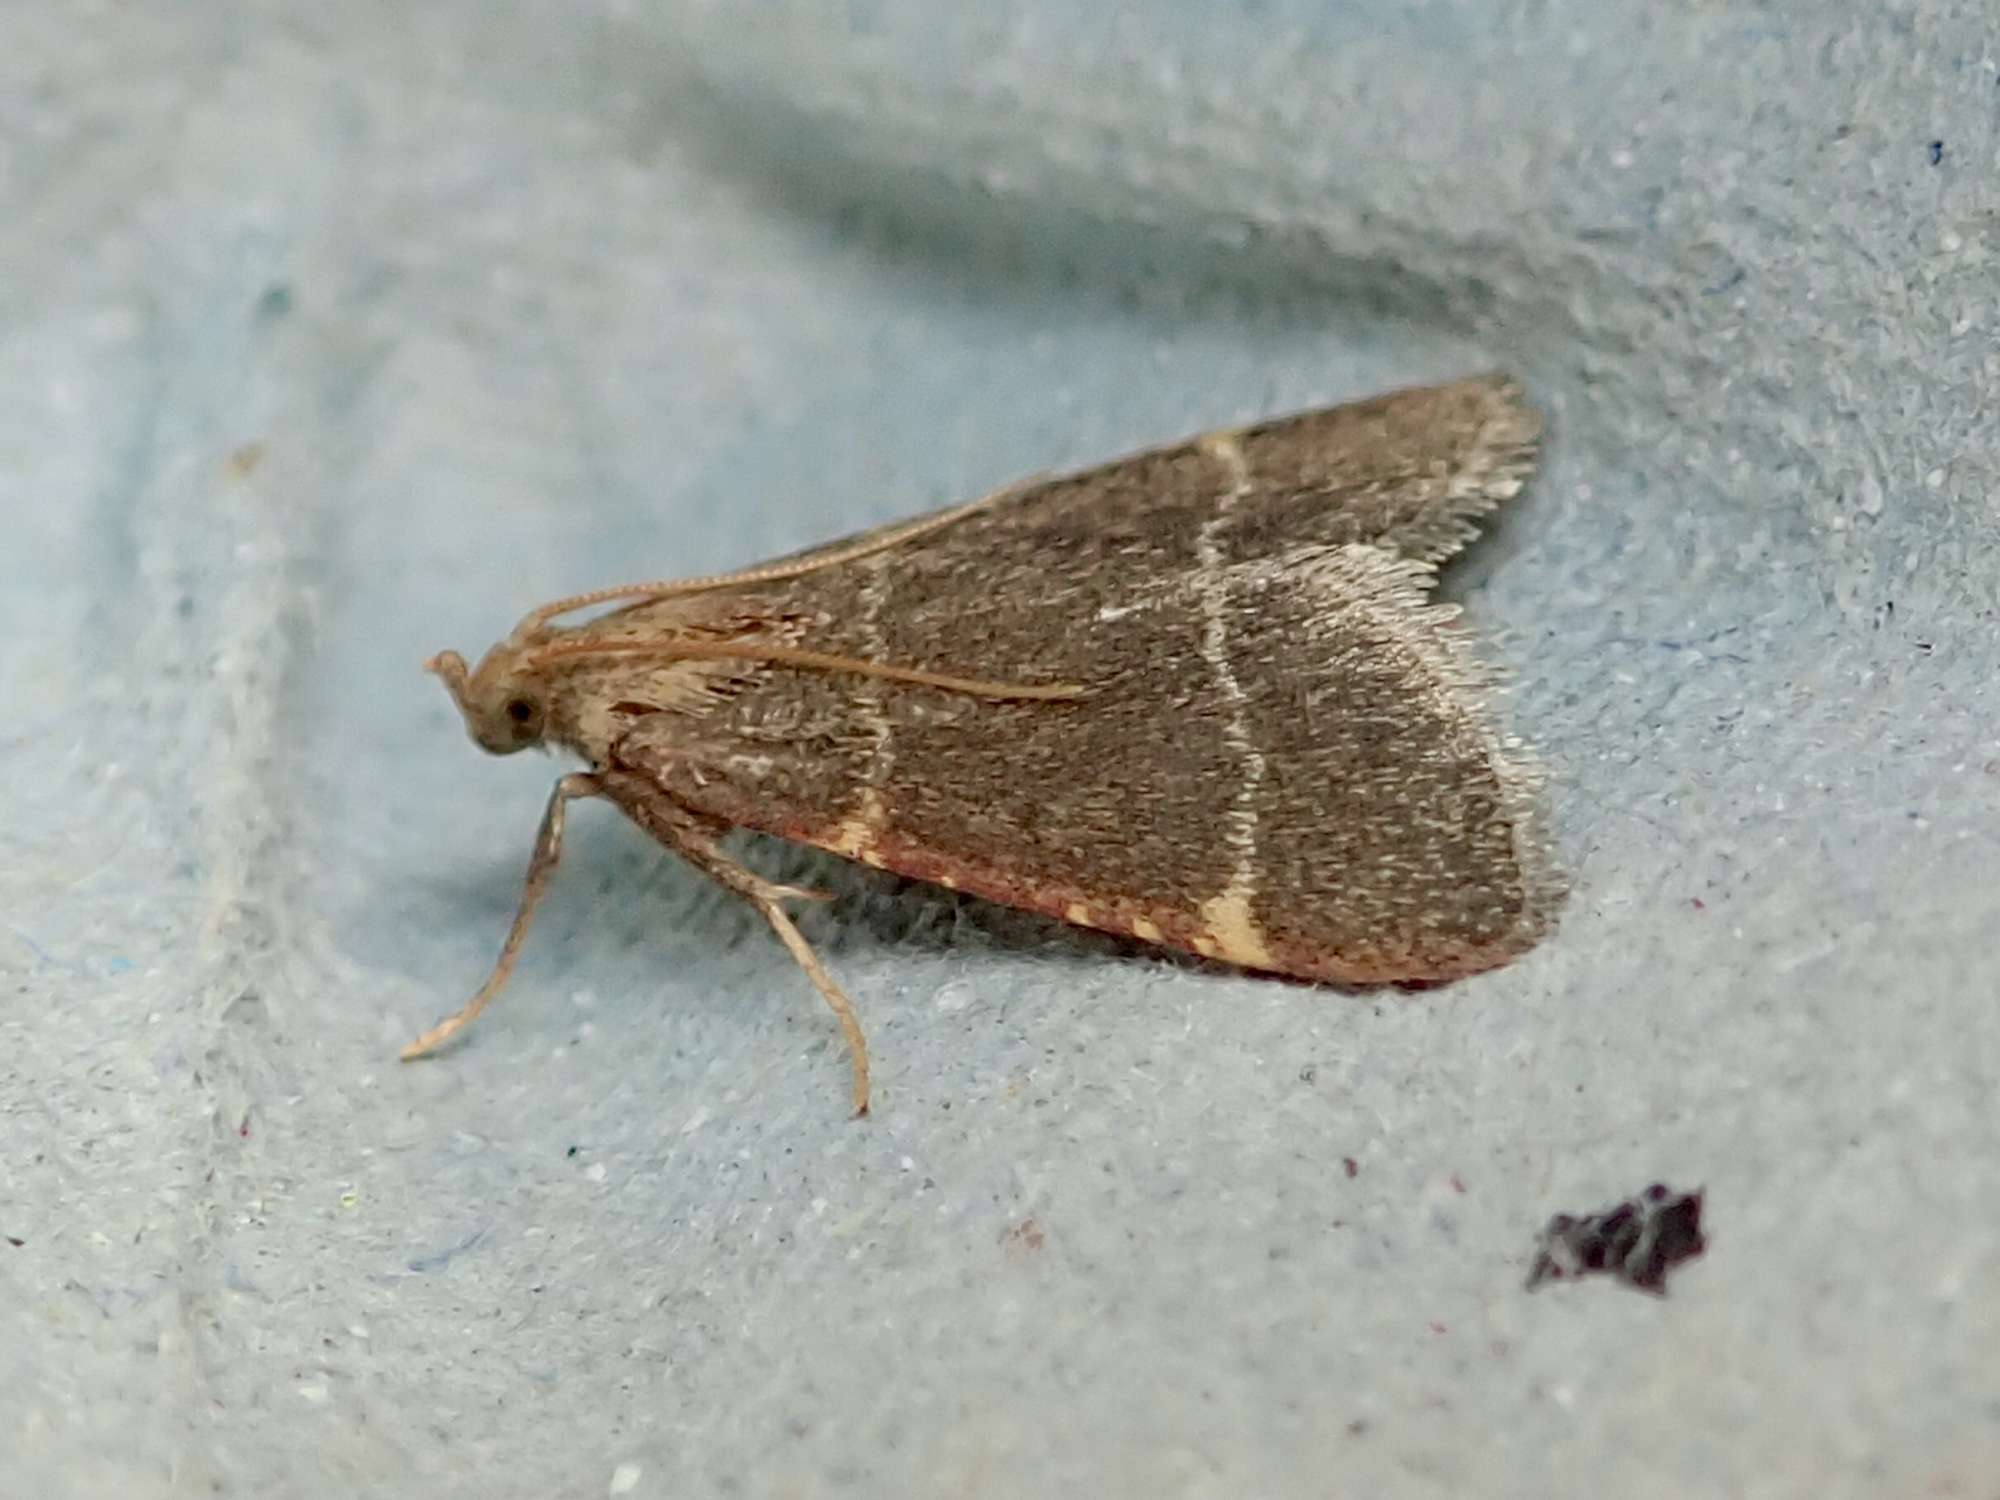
[690,372,1534,586]
[607,376,1556,982]
[886,371,1538,572]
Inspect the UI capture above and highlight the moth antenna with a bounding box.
[510,487,1033,636]
[525,638,1085,702]
[514,583,699,635]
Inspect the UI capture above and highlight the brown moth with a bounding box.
[410,375,1561,1114]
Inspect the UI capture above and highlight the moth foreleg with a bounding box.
[603,771,870,1119]
[402,771,604,1060]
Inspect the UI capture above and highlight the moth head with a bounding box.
[425,645,549,755]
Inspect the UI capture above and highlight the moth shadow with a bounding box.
[599,25,1502,341]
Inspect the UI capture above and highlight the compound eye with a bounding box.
[505,697,535,725]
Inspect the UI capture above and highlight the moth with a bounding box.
[410,375,1560,1114]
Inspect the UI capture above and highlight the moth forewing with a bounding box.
[412,374,1560,1113]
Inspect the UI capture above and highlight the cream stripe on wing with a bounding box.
[830,556,893,867]
[1191,433,1277,968]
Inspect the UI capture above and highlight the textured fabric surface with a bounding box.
[4,4,1995,1496]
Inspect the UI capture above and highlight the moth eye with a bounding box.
[505,697,537,725]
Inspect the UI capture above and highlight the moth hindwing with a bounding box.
[411,374,1560,1115]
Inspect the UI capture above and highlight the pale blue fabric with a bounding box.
[5,4,1994,1494]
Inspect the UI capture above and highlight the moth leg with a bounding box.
[742,889,871,1120]
[604,773,870,1118]
[401,772,604,1060]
